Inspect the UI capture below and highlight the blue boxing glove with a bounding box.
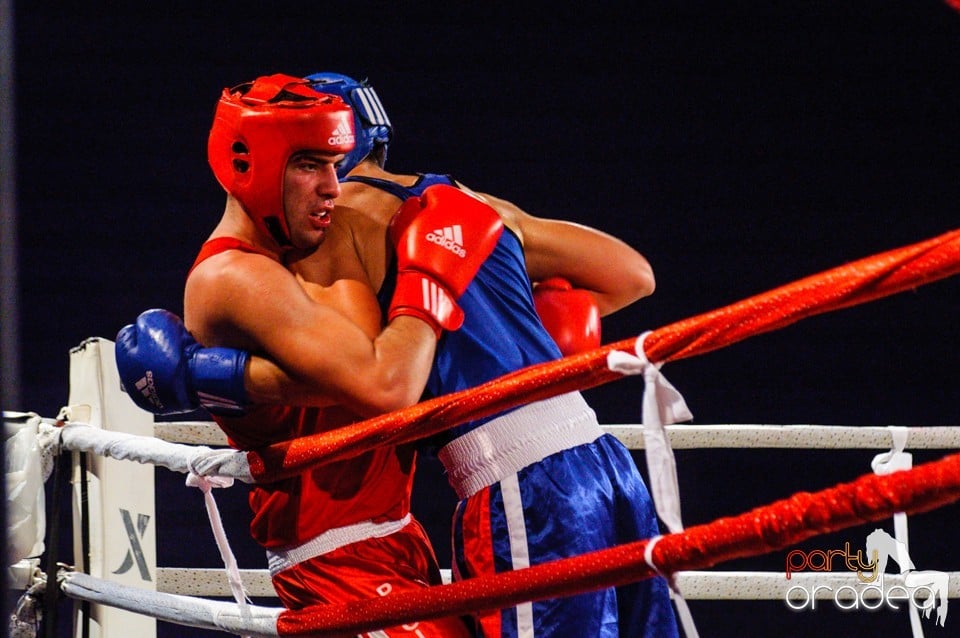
[115,309,249,416]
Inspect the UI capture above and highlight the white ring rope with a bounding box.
[156,568,274,598]
[603,424,960,449]
[155,420,960,449]
[59,571,280,637]
[49,419,253,481]
[57,419,960,485]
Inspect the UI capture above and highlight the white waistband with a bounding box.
[437,392,603,500]
[266,513,412,577]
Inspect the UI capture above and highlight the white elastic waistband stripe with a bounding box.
[267,513,412,577]
[438,392,603,499]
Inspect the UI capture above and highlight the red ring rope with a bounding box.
[247,227,960,481]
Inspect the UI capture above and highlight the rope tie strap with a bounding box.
[870,426,925,638]
[607,330,692,535]
[188,447,254,483]
[185,472,253,636]
[607,330,699,636]
[642,534,664,576]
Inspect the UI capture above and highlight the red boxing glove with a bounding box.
[533,277,601,356]
[389,185,504,336]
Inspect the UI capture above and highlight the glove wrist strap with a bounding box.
[388,272,463,336]
[189,348,250,417]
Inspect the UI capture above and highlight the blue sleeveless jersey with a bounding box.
[346,174,680,638]
[346,174,563,448]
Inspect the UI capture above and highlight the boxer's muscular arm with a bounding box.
[186,251,435,417]
[243,277,399,412]
[470,190,655,316]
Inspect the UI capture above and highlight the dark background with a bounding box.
[9,2,960,637]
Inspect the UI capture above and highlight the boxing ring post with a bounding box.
[65,338,157,638]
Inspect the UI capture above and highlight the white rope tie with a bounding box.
[642,533,699,637]
[186,473,252,638]
[643,534,664,575]
[607,331,692,533]
[871,426,926,637]
[607,331,698,637]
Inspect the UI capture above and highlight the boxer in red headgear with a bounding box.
[115,73,502,635]
[206,73,357,248]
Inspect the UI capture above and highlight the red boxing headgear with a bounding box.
[207,73,356,246]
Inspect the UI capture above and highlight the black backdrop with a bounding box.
[11,2,960,637]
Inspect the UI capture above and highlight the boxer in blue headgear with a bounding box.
[304,72,393,178]
[292,71,678,637]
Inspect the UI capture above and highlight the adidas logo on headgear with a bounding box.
[426,225,466,258]
[328,119,355,146]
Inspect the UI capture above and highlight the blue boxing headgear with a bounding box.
[305,72,392,178]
